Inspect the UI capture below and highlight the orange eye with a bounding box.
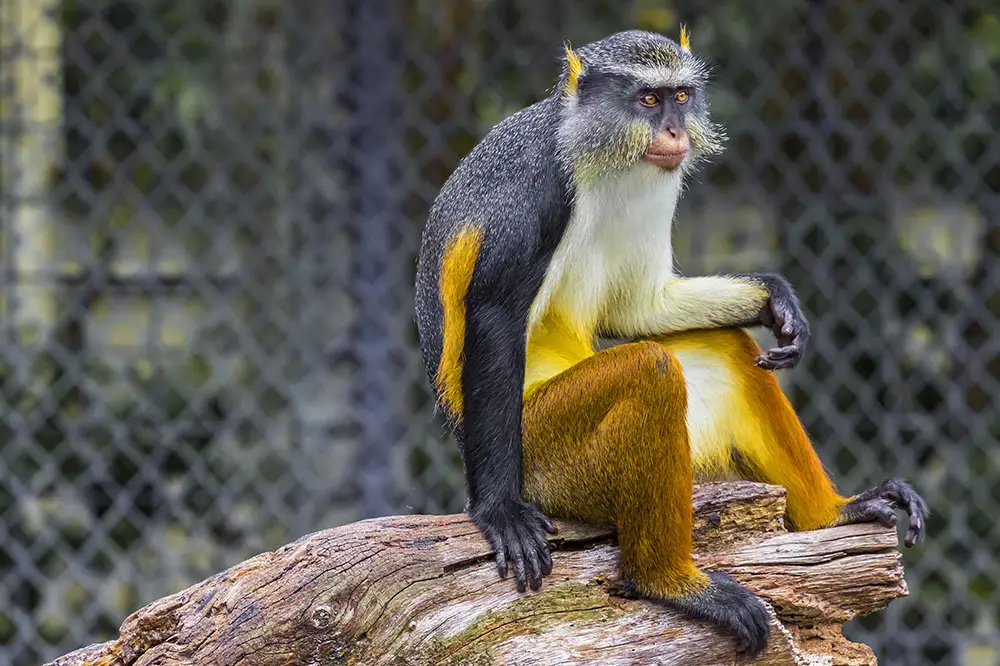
[674,89,689,103]
[638,92,660,107]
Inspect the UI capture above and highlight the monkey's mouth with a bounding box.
[643,149,687,171]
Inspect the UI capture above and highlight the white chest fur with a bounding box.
[527,163,684,333]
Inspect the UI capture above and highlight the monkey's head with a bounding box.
[555,28,725,184]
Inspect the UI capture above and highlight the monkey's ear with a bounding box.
[562,43,585,97]
[679,24,691,52]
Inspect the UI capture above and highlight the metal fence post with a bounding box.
[345,0,406,519]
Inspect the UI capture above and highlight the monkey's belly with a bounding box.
[523,308,596,397]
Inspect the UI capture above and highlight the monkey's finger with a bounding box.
[780,310,806,337]
[771,322,793,348]
[490,532,509,580]
[754,353,781,370]
[755,345,801,370]
[905,513,924,548]
[495,554,508,580]
[846,498,897,528]
[766,344,800,358]
[905,500,927,546]
[484,527,508,578]
[508,537,528,593]
[529,527,554,575]
[872,501,898,528]
[776,316,802,346]
[540,544,553,576]
[523,538,544,591]
[538,513,559,535]
[891,484,928,547]
[786,325,809,349]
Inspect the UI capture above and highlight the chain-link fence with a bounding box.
[1,1,997,664]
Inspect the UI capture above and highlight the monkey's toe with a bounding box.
[644,571,771,659]
[839,497,897,528]
[839,478,929,547]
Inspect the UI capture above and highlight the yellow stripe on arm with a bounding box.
[602,276,768,337]
[435,225,485,419]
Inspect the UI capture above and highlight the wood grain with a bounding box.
[47,482,909,666]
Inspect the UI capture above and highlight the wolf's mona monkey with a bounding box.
[414,29,928,657]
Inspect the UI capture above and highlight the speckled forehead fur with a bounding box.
[569,30,710,90]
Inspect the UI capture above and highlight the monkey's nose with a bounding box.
[645,127,690,171]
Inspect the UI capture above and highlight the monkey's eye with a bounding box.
[674,88,690,104]
[637,92,660,107]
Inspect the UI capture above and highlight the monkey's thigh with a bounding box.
[521,340,690,527]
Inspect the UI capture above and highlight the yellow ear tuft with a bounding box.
[563,44,583,97]
[679,24,691,52]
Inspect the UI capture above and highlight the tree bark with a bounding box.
[46,481,909,666]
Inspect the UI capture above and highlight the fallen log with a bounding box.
[47,481,909,666]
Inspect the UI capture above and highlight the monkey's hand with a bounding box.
[470,498,558,593]
[750,273,810,371]
[837,478,929,548]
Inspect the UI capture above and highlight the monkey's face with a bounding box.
[556,30,725,184]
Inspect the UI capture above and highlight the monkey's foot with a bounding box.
[619,571,771,658]
[470,498,558,593]
[838,478,929,548]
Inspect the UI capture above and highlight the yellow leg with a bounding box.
[651,328,848,531]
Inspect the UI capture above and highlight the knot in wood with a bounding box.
[311,604,332,629]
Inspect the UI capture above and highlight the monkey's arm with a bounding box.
[603,273,810,370]
[462,289,558,593]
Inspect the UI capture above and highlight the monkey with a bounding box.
[413,28,928,658]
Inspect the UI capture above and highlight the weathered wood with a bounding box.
[47,481,909,666]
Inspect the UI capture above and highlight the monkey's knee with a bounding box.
[724,328,766,364]
[648,327,762,364]
[625,341,686,394]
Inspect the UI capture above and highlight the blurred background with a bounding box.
[0,0,997,665]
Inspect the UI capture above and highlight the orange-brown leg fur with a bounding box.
[521,340,771,657]
[522,341,704,597]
